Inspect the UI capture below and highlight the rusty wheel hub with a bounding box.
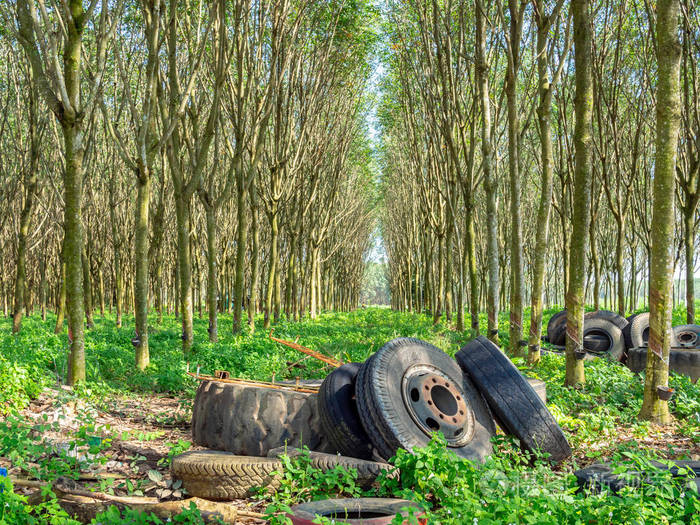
[401,364,474,447]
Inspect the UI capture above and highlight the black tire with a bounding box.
[287,498,424,525]
[583,333,611,353]
[317,363,374,460]
[584,310,628,330]
[625,347,700,382]
[171,450,282,500]
[526,377,547,404]
[456,336,572,464]
[547,310,567,346]
[672,324,700,349]
[575,460,700,495]
[267,447,398,488]
[191,380,333,456]
[624,312,650,349]
[356,338,495,462]
[582,318,625,361]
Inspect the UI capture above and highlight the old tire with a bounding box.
[456,336,572,464]
[356,338,495,462]
[267,447,397,488]
[625,347,700,382]
[575,461,700,495]
[317,363,374,460]
[583,333,611,353]
[672,325,700,349]
[547,310,567,346]
[171,450,282,500]
[191,380,332,456]
[582,318,625,361]
[624,312,650,349]
[584,310,628,330]
[287,498,425,525]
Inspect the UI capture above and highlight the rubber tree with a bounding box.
[12,60,41,334]
[475,0,499,344]
[15,0,117,384]
[528,0,569,364]
[677,0,700,324]
[502,0,527,356]
[163,0,228,353]
[639,0,682,424]
[565,0,594,387]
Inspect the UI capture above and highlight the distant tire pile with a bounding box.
[545,309,700,382]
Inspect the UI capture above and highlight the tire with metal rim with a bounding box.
[356,338,495,462]
[582,318,625,361]
[546,310,567,346]
[672,324,700,349]
[317,363,374,460]
[171,450,282,501]
[287,498,425,525]
[456,336,572,464]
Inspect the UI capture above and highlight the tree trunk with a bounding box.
[475,0,499,344]
[248,202,260,331]
[55,260,66,334]
[528,15,556,364]
[684,211,695,323]
[175,194,193,354]
[205,206,218,342]
[134,175,150,368]
[264,211,279,328]
[615,218,626,315]
[566,0,594,387]
[232,183,247,333]
[82,249,93,329]
[12,172,37,333]
[639,0,681,424]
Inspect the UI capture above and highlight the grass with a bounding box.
[0,306,699,523]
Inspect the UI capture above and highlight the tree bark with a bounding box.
[566,0,594,387]
[639,0,681,424]
[134,175,150,368]
[475,0,499,344]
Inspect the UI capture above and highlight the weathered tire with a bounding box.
[356,338,495,462]
[287,498,425,525]
[575,461,700,496]
[672,325,700,349]
[191,380,332,456]
[624,312,650,349]
[582,318,625,361]
[171,450,282,500]
[584,310,628,330]
[583,333,611,353]
[626,347,700,382]
[547,310,567,346]
[267,447,397,488]
[317,363,374,460]
[456,336,572,464]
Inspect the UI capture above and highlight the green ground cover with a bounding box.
[0,307,698,524]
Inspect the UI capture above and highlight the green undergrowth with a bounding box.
[261,439,699,525]
[1,307,699,523]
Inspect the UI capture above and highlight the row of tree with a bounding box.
[379,0,696,423]
[0,0,378,381]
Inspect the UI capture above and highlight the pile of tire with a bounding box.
[545,309,700,382]
[318,337,571,464]
[173,336,572,503]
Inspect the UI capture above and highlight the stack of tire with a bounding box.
[173,337,572,506]
[545,309,700,382]
[318,337,571,465]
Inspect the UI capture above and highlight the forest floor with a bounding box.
[1,307,699,523]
